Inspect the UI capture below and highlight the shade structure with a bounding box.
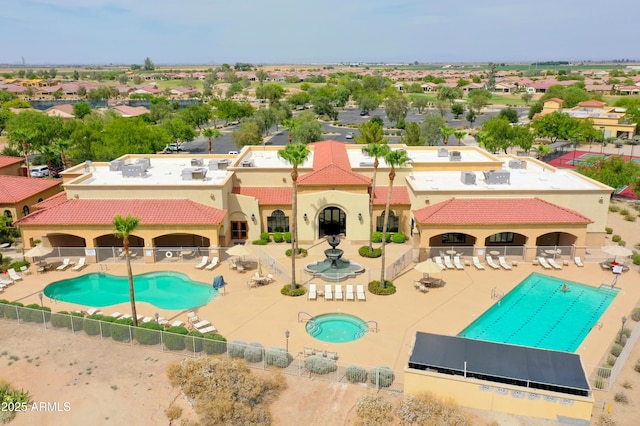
[24,245,54,258]
[601,245,633,258]
[226,244,251,257]
[414,259,444,277]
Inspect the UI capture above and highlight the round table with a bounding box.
[488,250,500,256]
[445,250,457,255]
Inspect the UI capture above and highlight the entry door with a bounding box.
[231,221,248,240]
[319,207,346,237]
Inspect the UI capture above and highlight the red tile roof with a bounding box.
[545,97,564,104]
[0,176,61,203]
[0,156,23,169]
[299,140,370,186]
[32,191,69,210]
[15,199,226,226]
[577,100,607,108]
[373,186,411,205]
[413,198,592,225]
[232,187,292,204]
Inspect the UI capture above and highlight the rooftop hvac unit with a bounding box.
[359,161,375,167]
[191,158,204,167]
[218,160,230,170]
[449,151,461,161]
[181,167,208,180]
[241,159,255,167]
[135,158,150,171]
[208,160,219,170]
[121,163,147,178]
[483,169,511,185]
[437,148,449,157]
[109,160,124,171]
[461,171,476,185]
[509,160,527,169]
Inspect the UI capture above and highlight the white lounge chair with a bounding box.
[345,284,355,301]
[142,316,153,323]
[574,257,584,267]
[171,320,185,327]
[205,257,219,270]
[199,325,217,334]
[485,255,500,270]
[193,319,212,330]
[547,258,562,270]
[434,256,445,269]
[538,257,552,269]
[20,265,31,275]
[356,284,366,301]
[187,311,199,324]
[324,284,333,301]
[7,268,22,281]
[472,256,485,270]
[335,284,343,300]
[195,256,209,269]
[110,312,123,319]
[498,257,512,270]
[453,256,464,270]
[72,257,86,271]
[443,256,455,269]
[56,258,74,271]
[308,284,317,300]
[87,308,102,316]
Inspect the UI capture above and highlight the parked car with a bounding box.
[228,151,239,155]
[346,132,354,139]
[360,110,369,116]
[30,165,49,178]
[164,143,184,152]
[50,167,63,178]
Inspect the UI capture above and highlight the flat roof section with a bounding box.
[346,145,493,169]
[240,149,314,169]
[408,332,590,397]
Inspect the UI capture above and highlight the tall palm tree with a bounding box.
[10,128,36,177]
[113,214,141,326]
[453,130,467,146]
[379,149,412,288]
[202,127,221,154]
[52,138,71,169]
[282,118,297,145]
[440,126,456,145]
[361,142,390,253]
[277,143,311,291]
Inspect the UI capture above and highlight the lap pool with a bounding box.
[458,273,618,352]
[43,271,216,310]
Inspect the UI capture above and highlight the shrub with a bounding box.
[228,340,247,358]
[345,365,368,383]
[280,285,306,297]
[285,248,307,257]
[372,231,382,243]
[244,342,264,363]
[619,208,630,216]
[70,311,84,331]
[359,246,382,258]
[7,260,29,271]
[163,326,189,351]
[612,234,622,243]
[619,335,628,346]
[607,355,618,367]
[83,314,106,336]
[259,232,270,242]
[304,355,337,375]
[3,302,23,320]
[273,232,284,243]
[284,232,292,243]
[619,240,626,247]
[605,227,613,234]
[202,334,227,354]
[368,280,397,295]
[110,318,134,342]
[265,346,292,368]
[23,303,50,323]
[185,330,203,353]
[632,308,640,322]
[135,321,163,345]
[252,239,268,245]
[356,394,394,426]
[0,299,8,318]
[614,392,628,404]
[391,232,406,243]
[609,206,620,213]
[369,366,394,387]
[50,311,71,328]
[625,215,636,222]
[98,316,116,337]
[611,344,623,357]
[633,254,640,265]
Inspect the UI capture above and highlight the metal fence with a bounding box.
[385,246,415,281]
[0,305,403,393]
[589,317,640,391]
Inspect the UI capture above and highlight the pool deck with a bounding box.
[3,241,639,374]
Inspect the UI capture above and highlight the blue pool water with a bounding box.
[459,273,618,352]
[306,313,368,343]
[44,271,216,310]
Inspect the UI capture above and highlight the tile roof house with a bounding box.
[0,156,24,176]
[111,105,151,118]
[0,175,61,222]
[45,104,75,119]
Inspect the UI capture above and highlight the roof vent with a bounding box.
[181,167,208,180]
[509,160,527,169]
[84,160,92,172]
[208,160,219,170]
[109,160,124,172]
[135,158,150,171]
[461,171,476,185]
[359,161,375,167]
[241,159,255,167]
[191,158,204,167]
[483,170,510,185]
[437,148,448,157]
[122,163,147,178]
[449,151,461,161]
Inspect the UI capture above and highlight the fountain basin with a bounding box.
[304,258,365,282]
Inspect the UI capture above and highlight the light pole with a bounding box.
[572,134,582,165]
[599,126,605,153]
[285,329,290,353]
[38,292,43,307]
[619,316,627,344]
[155,312,159,323]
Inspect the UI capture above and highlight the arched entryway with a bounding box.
[319,207,346,237]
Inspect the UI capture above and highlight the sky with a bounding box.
[1,0,639,66]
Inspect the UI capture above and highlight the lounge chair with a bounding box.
[87,308,102,316]
[205,257,219,270]
[195,256,209,269]
[443,255,455,269]
[335,284,343,300]
[7,268,22,281]
[121,314,132,319]
[498,257,512,270]
[171,320,185,327]
[308,284,317,300]
[485,255,500,270]
[158,317,168,326]
[20,265,31,275]
[346,284,355,301]
[304,347,314,357]
[356,284,366,301]
[453,256,464,270]
[472,256,485,270]
[266,273,273,283]
[142,316,153,323]
[434,256,445,269]
[324,284,333,301]
[574,257,584,267]
[0,279,12,286]
[326,351,338,360]
[193,319,212,329]
[199,325,217,334]
[110,312,123,319]
[56,258,74,271]
[538,257,552,269]
[547,258,562,270]
[72,257,87,271]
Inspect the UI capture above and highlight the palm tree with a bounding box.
[440,126,456,145]
[113,214,141,326]
[361,142,390,253]
[282,118,297,144]
[277,143,311,291]
[453,130,467,146]
[9,128,36,176]
[535,143,553,161]
[202,127,221,154]
[52,138,71,170]
[379,149,412,288]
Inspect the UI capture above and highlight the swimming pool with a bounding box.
[44,271,216,310]
[306,313,368,343]
[459,273,618,352]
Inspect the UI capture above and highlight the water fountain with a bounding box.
[304,235,365,282]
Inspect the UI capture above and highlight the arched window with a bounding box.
[376,210,399,233]
[3,210,12,227]
[22,205,30,217]
[267,210,289,233]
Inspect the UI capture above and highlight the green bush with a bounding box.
[623,327,632,338]
[163,326,189,351]
[368,280,397,295]
[0,299,8,318]
[605,227,613,234]
[372,231,382,243]
[625,215,636,222]
[346,365,368,383]
[265,346,292,368]
[359,246,382,258]
[280,285,306,297]
[110,318,134,342]
[609,205,620,212]
[273,232,284,243]
[50,311,71,328]
[632,308,640,322]
[612,234,622,243]
[284,232,292,243]
[244,342,264,363]
[7,260,29,271]
[594,378,606,389]
[83,314,105,336]
[391,233,406,244]
[633,254,640,265]
[3,302,23,320]
[185,330,203,353]
[228,340,247,358]
[607,355,618,367]
[304,355,337,375]
[135,321,163,345]
[252,239,268,245]
[611,344,623,357]
[619,208,630,216]
[619,335,628,346]
[260,232,270,242]
[285,248,307,257]
[98,316,116,337]
[21,304,45,322]
[202,334,227,354]
[369,366,394,387]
